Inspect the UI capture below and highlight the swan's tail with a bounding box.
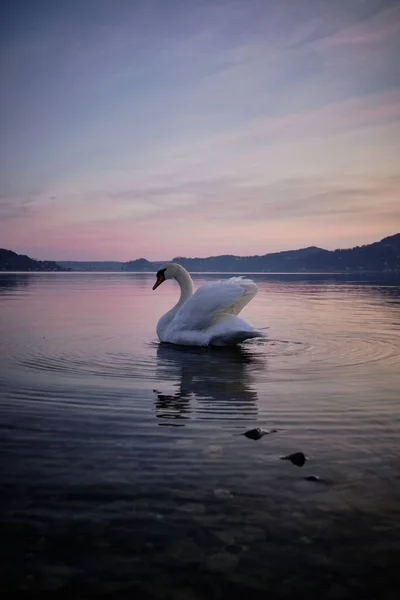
[210,329,265,347]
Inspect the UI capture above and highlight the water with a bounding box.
[1,272,400,598]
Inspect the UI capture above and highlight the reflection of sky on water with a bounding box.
[0,272,399,597]
[0,273,33,293]
[1,272,399,388]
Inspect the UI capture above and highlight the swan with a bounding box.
[152,263,264,346]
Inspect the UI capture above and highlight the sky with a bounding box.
[1,0,399,261]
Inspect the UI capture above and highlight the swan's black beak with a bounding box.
[152,274,165,290]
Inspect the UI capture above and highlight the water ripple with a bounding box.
[20,349,155,379]
[10,328,400,383]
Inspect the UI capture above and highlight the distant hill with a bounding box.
[3,233,399,273]
[57,261,124,271]
[0,248,68,271]
[121,258,165,272]
[124,233,400,273]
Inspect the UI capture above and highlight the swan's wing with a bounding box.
[222,277,258,315]
[170,277,258,332]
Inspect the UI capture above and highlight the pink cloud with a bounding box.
[2,170,399,261]
[315,5,400,48]
[245,90,400,143]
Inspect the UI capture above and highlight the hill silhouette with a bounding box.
[2,234,399,272]
[123,233,400,273]
[0,248,68,271]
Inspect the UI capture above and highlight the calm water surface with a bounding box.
[1,272,400,598]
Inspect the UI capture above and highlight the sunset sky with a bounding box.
[1,0,399,261]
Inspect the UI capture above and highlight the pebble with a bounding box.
[213,488,233,500]
[241,525,265,541]
[92,580,136,594]
[228,572,269,592]
[280,452,307,467]
[179,503,205,515]
[169,540,204,564]
[299,536,312,545]
[215,530,236,545]
[174,588,204,600]
[36,564,72,591]
[205,552,239,573]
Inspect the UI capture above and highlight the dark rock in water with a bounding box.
[243,427,279,440]
[168,540,204,564]
[304,475,331,484]
[214,488,234,499]
[205,552,239,573]
[243,428,266,440]
[280,452,307,467]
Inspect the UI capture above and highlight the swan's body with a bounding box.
[152,263,264,347]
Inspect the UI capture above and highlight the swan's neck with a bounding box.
[157,267,194,338]
[175,268,194,305]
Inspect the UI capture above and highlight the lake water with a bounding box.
[1,272,400,599]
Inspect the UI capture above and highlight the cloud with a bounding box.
[226,90,400,147]
[0,195,37,219]
[141,174,400,226]
[1,0,399,260]
[313,4,400,48]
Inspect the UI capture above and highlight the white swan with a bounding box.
[152,263,264,347]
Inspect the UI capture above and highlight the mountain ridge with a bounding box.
[0,248,68,272]
[1,233,399,272]
[123,233,400,273]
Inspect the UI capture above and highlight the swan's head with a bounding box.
[152,263,180,290]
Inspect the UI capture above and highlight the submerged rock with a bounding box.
[304,475,330,484]
[280,452,307,467]
[174,587,204,600]
[243,428,265,440]
[35,564,72,591]
[299,535,312,545]
[179,502,206,515]
[169,540,204,564]
[214,530,236,545]
[205,552,239,573]
[243,427,278,440]
[241,525,265,542]
[213,488,234,499]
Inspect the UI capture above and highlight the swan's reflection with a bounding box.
[154,343,264,424]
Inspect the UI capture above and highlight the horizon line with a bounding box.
[18,230,400,263]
